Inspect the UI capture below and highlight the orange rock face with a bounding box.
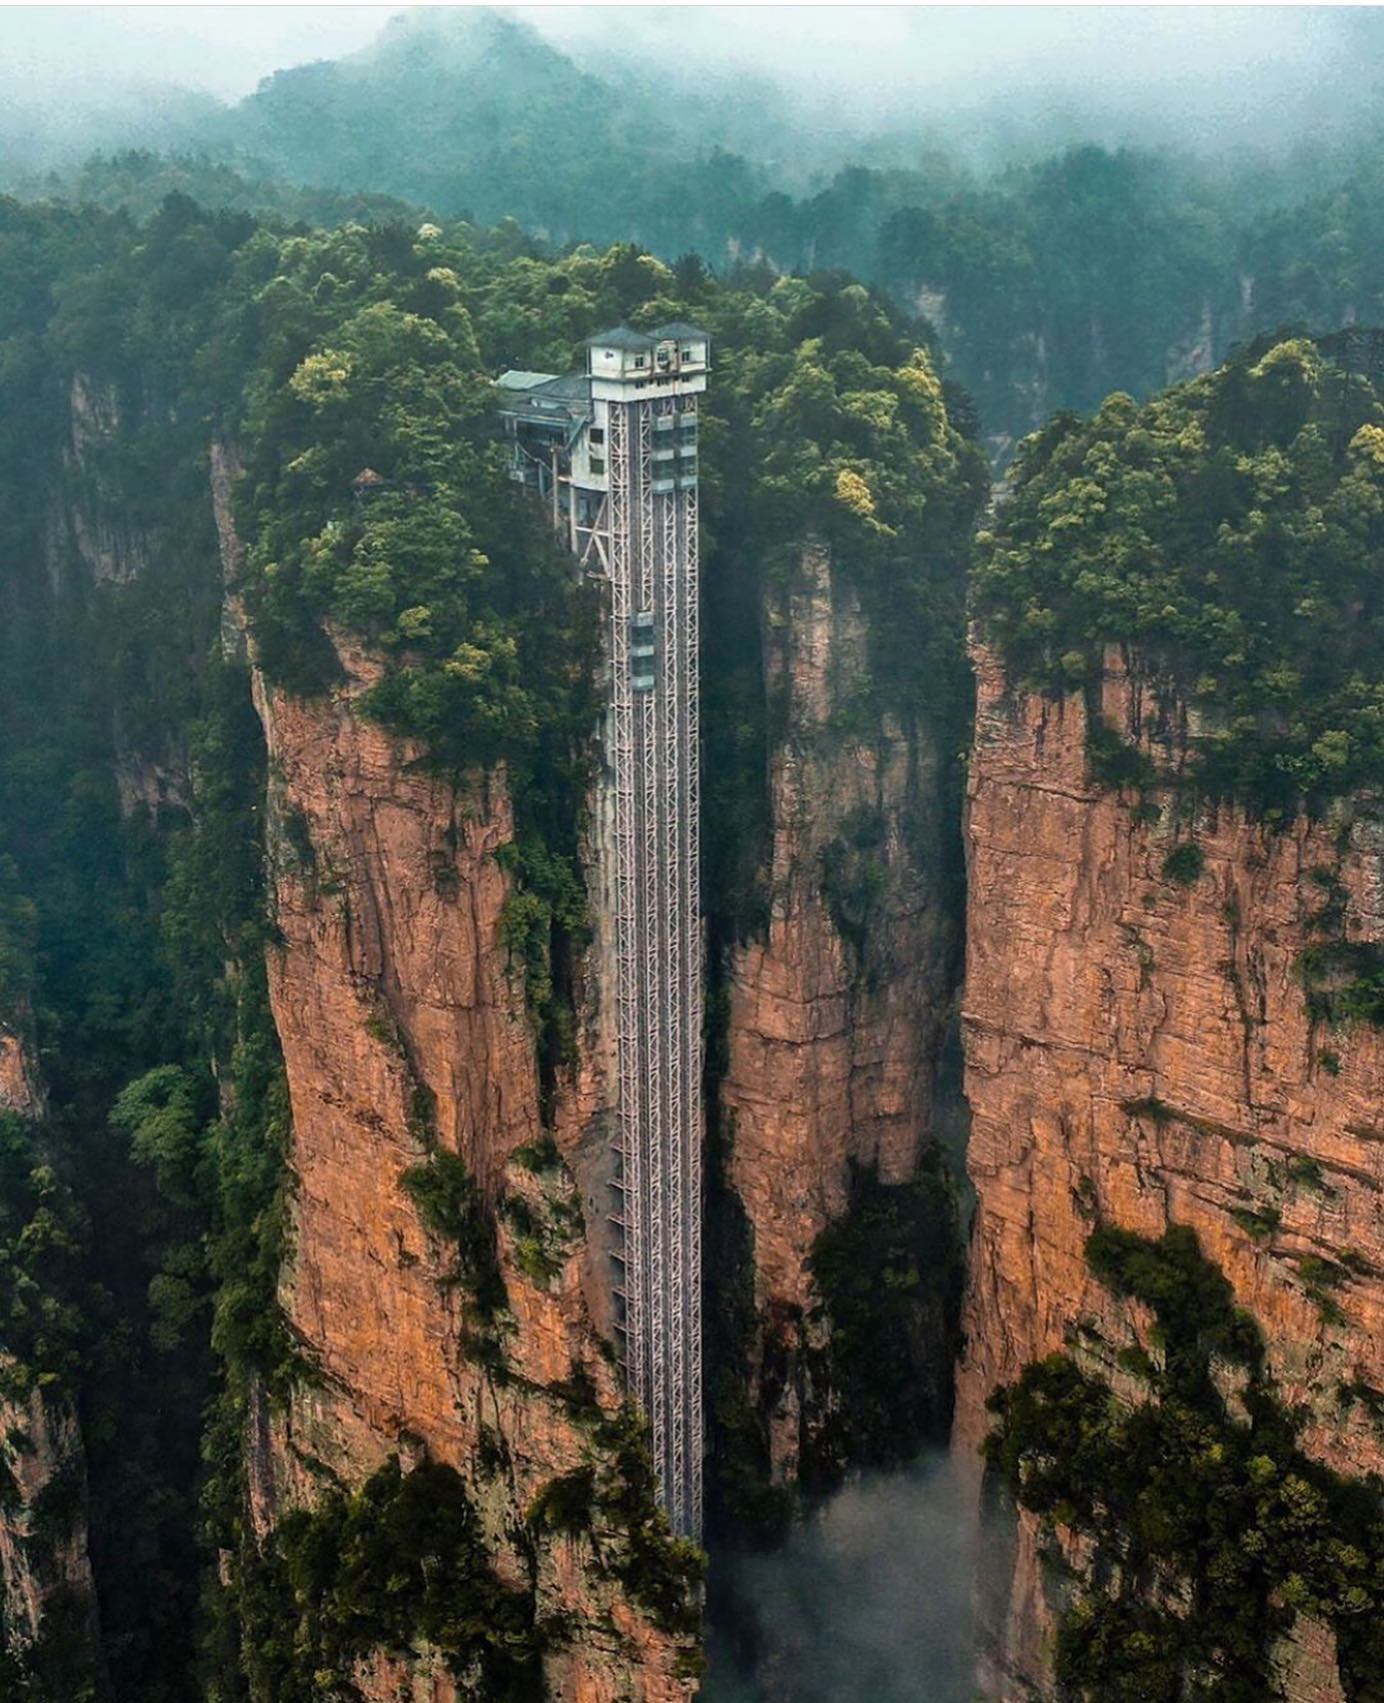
[0,1031,43,1122]
[241,635,694,1697]
[0,1385,103,1679]
[0,982,45,1124]
[957,646,1384,1697]
[719,541,956,1478]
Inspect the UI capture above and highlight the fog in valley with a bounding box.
[705,1454,984,1702]
[5,5,1384,177]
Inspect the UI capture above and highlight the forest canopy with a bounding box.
[8,9,1384,454]
[973,336,1384,812]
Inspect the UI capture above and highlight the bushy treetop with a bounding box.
[974,336,1384,811]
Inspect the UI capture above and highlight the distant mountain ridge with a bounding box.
[211,9,762,237]
[6,6,1384,456]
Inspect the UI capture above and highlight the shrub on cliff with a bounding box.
[234,1456,541,1700]
[806,1156,963,1480]
[0,1111,91,1402]
[400,1147,508,1326]
[985,1225,1384,1700]
[594,1405,706,1640]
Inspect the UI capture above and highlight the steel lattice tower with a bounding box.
[606,385,703,1538]
[497,327,707,1537]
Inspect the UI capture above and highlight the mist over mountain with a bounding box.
[6,5,1384,460]
[7,6,1384,175]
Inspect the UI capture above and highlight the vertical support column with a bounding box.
[680,405,704,1536]
[605,387,703,1539]
[635,398,670,1501]
[607,400,645,1407]
[657,395,687,1534]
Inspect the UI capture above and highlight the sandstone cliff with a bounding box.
[0,1017,104,1698]
[214,439,695,1696]
[0,1025,44,1124]
[716,539,960,1489]
[957,646,1384,1698]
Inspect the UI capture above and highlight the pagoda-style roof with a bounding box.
[496,373,589,415]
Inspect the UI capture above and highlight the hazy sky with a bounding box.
[3,5,395,99]
[0,4,1368,107]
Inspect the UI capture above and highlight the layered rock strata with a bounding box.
[719,540,957,1481]
[957,646,1384,1696]
[209,445,694,1697]
[245,640,697,1703]
[244,637,695,1700]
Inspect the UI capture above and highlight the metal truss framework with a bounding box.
[605,392,703,1538]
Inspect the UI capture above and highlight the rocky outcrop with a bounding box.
[0,1385,103,1689]
[957,646,1384,1696]
[45,375,151,588]
[0,1028,43,1123]
[236,615,693,1697]
[0,1020,103,1694]
[718,540,958,1483]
